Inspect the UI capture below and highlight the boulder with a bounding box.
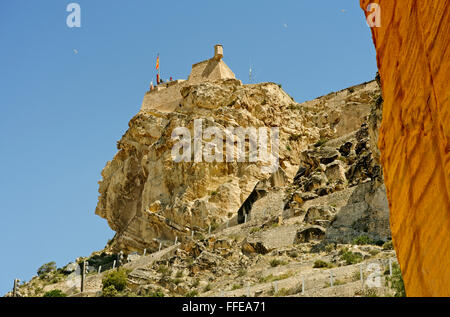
[62,262,79,274]
[317,147,340,164]
[338,141,353,157]
[304,205,337,224]
[316,186,334,197]
[304,172,327,192]
[292,191,318,204]
[241,239,269,255]
[325,160,347,184]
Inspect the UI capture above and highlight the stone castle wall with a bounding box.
[141,80,187,113]
[140,45,236,113]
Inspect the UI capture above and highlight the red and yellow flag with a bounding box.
[156,54,160,70]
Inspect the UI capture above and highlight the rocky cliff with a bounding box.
[95,79,381,254]
[11,78,401,298]
[361,0,450,296]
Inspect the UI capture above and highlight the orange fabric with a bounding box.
[360,0,450,296]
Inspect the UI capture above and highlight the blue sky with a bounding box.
[0,0,377,295]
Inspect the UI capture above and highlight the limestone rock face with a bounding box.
[15,79,396,298]
[286,120,389,244]
[95,79,378,253]
[361,0,450,296]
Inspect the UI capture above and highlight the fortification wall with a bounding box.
[141,45,236,113]
[141,81,187,113]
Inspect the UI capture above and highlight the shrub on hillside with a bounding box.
[101,285,118,297]
[43,289,66,297]
[147,289,165,297]
[270,259,287,267]
[313,260,333,268]
[102,268,128,292]
[340,251,363,265]
[352,235,375,245]
[382,240,394,250]
[386,262,406,297]
[185,290,198,297]
[37,262,57,278]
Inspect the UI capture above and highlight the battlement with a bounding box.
[141,45,236,113]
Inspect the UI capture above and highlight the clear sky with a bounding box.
[0,0,377,295]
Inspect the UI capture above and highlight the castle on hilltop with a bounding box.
[141,45,237,113]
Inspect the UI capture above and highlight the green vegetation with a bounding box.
[313,260,333,269]
[352,269,363,281]
[270,259,288,267]
[385,262,406,297]
[259,271,293,284]
[76,257,87,265]
[237,269,247,277]
[192,278,200,288]
[335,279,345,286]
[339,247,363,265]
[375,240,385,246]
[382,240,394,250]
[314,138,328,148]
[42,289,67,297]
[369,249,381,256]
[365,288,378,297]
[288,104,301,111]
[83,252,117,271]
[209,221,219,233]
[49,271,66,284]
[340,251,363,265]
[352,235,375,245]
[37,262,57,278]
[232,284,243,290]
[102,268,129,294]
[147,289,165,297]
[203,283,212,292]
[171,278,182,285]
[362,288,378,297]
[325,243,335,252]
[325,279,345,288]
[34,287,43,296]
[101,285,119,297]
[273,288,290,296]
[186,257,195,267]
[185,290,198,297]
[157,264,171,277]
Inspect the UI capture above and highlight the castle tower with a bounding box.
[142,45,237,113]
[214,44,223,61]
[187,44,236,84]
